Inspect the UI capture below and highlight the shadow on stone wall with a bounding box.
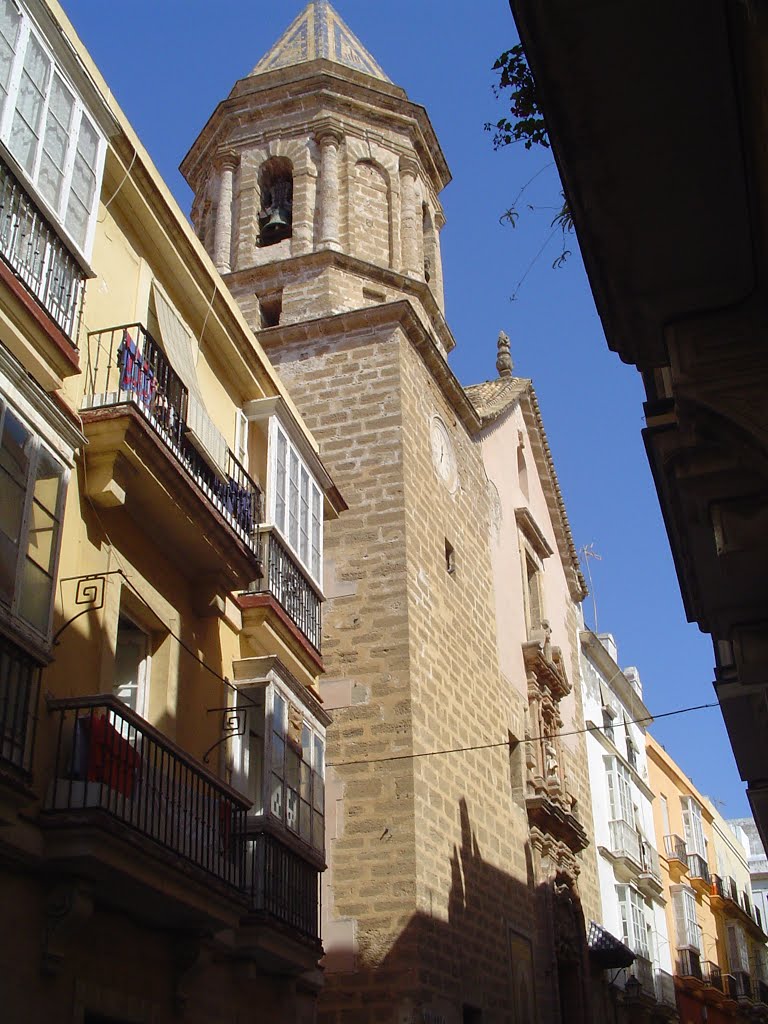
[318,796,604,1024]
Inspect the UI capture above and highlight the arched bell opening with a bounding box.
[258,157,293,247]
[422,203,435,282]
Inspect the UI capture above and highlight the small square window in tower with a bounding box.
[258,158,293,247]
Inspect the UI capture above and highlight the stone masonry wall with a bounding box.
[258,320,422,1023]
[397,334,536,1021]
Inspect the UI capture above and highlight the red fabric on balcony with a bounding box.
[85,714,140,798]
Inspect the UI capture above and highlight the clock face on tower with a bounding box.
[430,416,458,492]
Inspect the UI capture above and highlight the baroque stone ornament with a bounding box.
[496,330,513,377]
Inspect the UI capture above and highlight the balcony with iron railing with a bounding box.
[677,947,703,981]
[0,633,40,782]
[81,324,263,588]
[42,695,324,950]
[638,837,663,894]
[608,818,641,865]
[702,961,723,991]
[727,971,753,1001]
[244,829,320,942]
[242,527,323,653]
[44,695,250,891]
[687,851,711,888]
[0,151,85,344]
[711,873,766,934]
[664,833,688,864]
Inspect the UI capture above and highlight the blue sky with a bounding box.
[60,1,746,818]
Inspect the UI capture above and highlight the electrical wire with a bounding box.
[326,701,719,768]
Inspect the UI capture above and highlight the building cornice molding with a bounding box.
[226,247,456,353]
[256,296,480,436]
[181,64,451,196]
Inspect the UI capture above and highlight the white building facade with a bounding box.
[581,630,677,1013]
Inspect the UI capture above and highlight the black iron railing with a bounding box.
[83,324,262,552]
[45,695,250,887]
[728,971,752,1001]
[664,833,687,862]
[677,948,702,980]
[0,153,85,341]
[639,838,662,884]
[703,961,723,991]
[687,852,710,884]
[252,529,322,650]
[245,830,320,939]
[0,633,40,774]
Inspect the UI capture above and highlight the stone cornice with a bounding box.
[181,63,451,196]
[254,298,481,436]
[519,388,588,602]
[225,247,457,354]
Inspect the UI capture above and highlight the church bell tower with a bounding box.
[181,0,450,347]
[183,6,596,1024]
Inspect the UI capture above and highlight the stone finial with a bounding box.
[496,330,513,377]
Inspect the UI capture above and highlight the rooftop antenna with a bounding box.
[580,543,602,632]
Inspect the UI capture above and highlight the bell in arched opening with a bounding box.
[258,158,293,246]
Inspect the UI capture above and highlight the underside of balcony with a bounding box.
[81,404,260,592]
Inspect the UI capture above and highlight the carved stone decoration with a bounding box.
[496,330,513,377]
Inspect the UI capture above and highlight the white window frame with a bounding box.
[0,0,106,259]
[113,614,150,719]
[267,417,323,586]
[232,678,326,855]
[727,922,749,974]
[617,884,649,958]
[0,390,67,641]
[606,755,634,825]
[672,886,701,951]
[681,796,707,859]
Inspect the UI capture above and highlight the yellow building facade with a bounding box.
[0,1,343,1021]
[647,736,768,1024]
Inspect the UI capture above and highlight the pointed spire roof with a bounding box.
[250,1,391,83]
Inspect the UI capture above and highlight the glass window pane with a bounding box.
[0,0,20,110]
[286,746,300,789]
[0,524,19,603]
[33,448,63,514]
[25,500,55,572]
[286,786,299,832]
[314,734,325,777]
[272,692,286,736]
[312,812,323,851]
[312,771,324,812]
[269,774,283,820]
[64,190,88,248]
[38,75,73,209]
[271,734,284,775]
[10,34,49,175]
[301,723,311,764]
[300,761,310,800]
[0,469,24,545]
[299,466,309,565]
[300,799,311,842]
[275,428,287,533]
[17,554,51,630]
[311,484,321,581]
[288,449,299,549]
[1,408,32,484]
